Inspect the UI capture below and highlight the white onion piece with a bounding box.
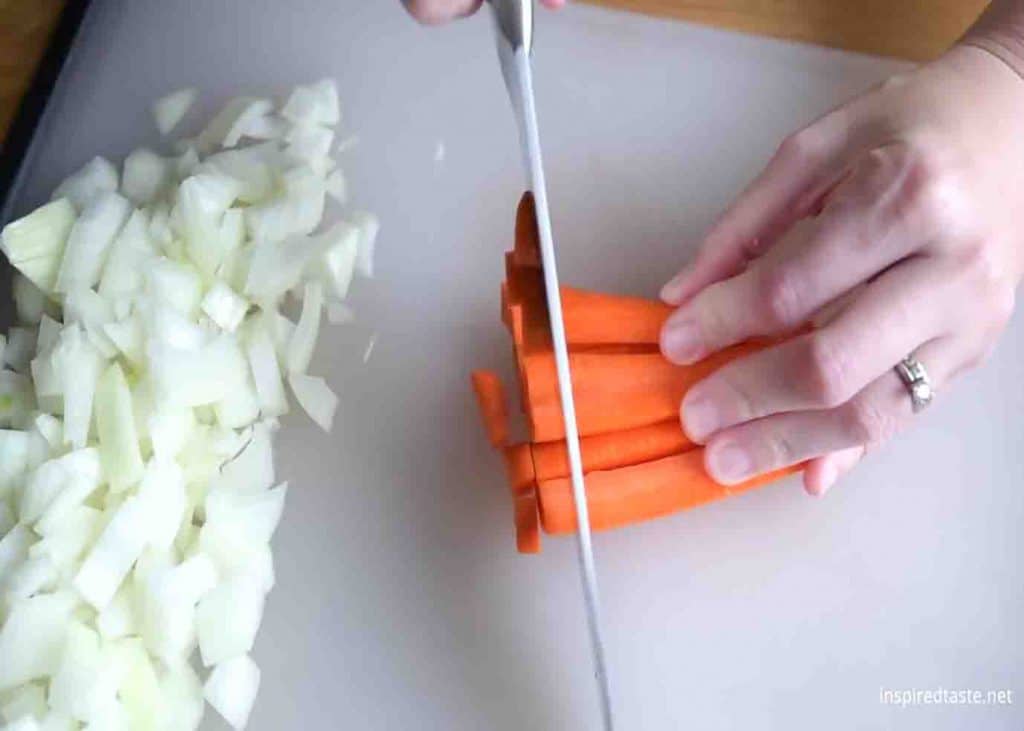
[74,496,152,610]
[152,87,197,136]
[56,325,104,450]
[48,620,106,722]
[281,79,340,127]
[288,373,337,432]
[203,654,260,731]
[196,577,266,666]
[51,157,118,212]
[0,430,30,498]
[286,282,322,374]
[54,192,131,294]
[0,682,46,723]
[12,275,53,325]
[0,199,75,295]
[0,591,79,690]
[4,327,35,373]
[201,282,249,333]
[350,210,379,278]
[158,665,204,731]
[244,324,288,418]
[122,149,171,205]
[197,97,271,152]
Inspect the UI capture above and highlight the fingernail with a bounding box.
[682,392,719,442]
[708,442,754,484]
[661,319,704,364]
[660,264,693,303]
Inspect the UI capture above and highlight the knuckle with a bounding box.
[775,127,827,168]
[842,396,899,447]
[758,268,803,331]
[802,335,852,408]
[763,433,798,468]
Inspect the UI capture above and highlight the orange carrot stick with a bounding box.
[560,287,673,346]
[513,192,542,269]
[470,370,509,447]
[503,443,535,496]
[501,420,692,496]
[531,420,693,482]
[537,450,802,534]
[515,488,541,553]
[523,342,765,442]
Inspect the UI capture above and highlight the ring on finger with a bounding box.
[893,354,934,413]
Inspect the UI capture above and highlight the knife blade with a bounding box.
[487,2,616,728]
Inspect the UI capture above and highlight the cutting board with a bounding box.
[8,2,1024,729]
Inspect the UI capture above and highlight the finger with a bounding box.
[702,336,957,485]
[803,446,864,496]
[541,0,566,6]
[660,108,858,306]
[403,0,483,24]
[661,145,933,365]
[679,255,956,441]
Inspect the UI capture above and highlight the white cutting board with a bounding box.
[10,1,1024,729]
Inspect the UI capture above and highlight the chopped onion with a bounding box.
[0,78,376,730]
[51,157,118,212]
[0,199,75,295]
[286,282,322,374]
[288,373,337,431]
[152,87,197,136]
[203,654,260,731]
[121,149,171,205]
[54,192,131,294]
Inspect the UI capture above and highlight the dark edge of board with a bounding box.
[0,0,94,226]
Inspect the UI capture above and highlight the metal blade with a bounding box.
[488,4,616,728]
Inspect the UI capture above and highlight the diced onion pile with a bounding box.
[0,79,376,731]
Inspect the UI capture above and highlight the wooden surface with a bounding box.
[0,0,992,147]
[0,0,66,146]
[578,0,988,60]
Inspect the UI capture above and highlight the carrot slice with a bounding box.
[537,450,802,534]
[560,287,673,346]
[513,192,542,269]
[515,488,542,553]
[523,342,765,442]
[503,443,536,495]
[530,420,693,482]
[470,370,509,447]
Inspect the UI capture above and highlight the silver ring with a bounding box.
[894,355,933,413]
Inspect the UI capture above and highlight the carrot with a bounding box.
[470,370,509,447]
[560,287,673,346]
[537,450,802,534]
[531,420,692,482]
[503,443,535,496]
[501,420,692,496]
[513,192,542,269]
[522,341,766,442]
[515,488,542,553]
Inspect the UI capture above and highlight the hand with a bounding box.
[403,0,564,25]
[658,42,1024,496]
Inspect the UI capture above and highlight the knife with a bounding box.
[487,2,616,728]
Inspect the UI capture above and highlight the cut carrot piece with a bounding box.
[515,488,541,553]
[531,420,693,483]
[537,450,801,534]
[560,287,673,346]
[503,443,536,496]
[523,342,765,442]
[513,192,541,269]
[470,370,509,447]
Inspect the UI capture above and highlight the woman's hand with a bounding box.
[659,37,1024,496]
[402,0,564,25]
